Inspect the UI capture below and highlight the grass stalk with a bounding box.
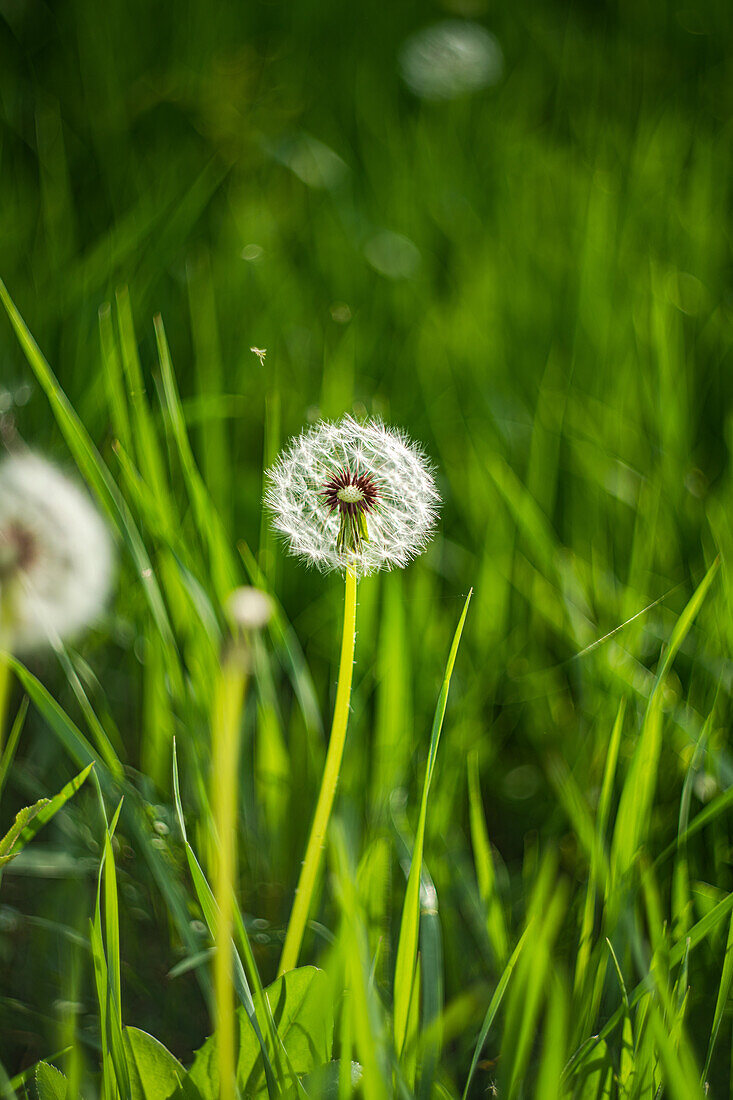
[0,654,10,755]
[212,651,248,1100]
[0,598,14,753]
[278,568,357,975]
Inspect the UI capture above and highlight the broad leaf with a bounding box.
[125,1027,186,1100]
[174,966,333,1099]
[35,1062,67,1100]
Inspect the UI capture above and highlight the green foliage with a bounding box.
[124,1029,185,1100]
[35,1063,68,1100]
[1,1,732,1095]
[0,800,50,868]
[168,967,332,1099]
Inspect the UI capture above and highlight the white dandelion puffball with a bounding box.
[0,453,114,651]
[226,586,273,631]
[264,415,440,577]
[399,21,504,102]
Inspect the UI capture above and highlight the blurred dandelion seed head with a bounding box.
[0,453,114,651]
[264,415,440,576]
[226,586,273,631]
[399,20,503,101]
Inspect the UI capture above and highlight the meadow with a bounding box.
[1,0,733,1096]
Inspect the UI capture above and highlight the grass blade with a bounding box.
[393,589,472,1059]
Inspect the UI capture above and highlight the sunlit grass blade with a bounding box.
[498,857,567,1100]
[574,699,626,1003]
[4,655,98,769]
[701,904,733,1084]
[611,557,720,883]
[154,313,238,601]
[187,252,231,531]
[467,749,508,967]
[0,696,28,800]
[393,588,472,1058]
[90,798,130,1100]
[534,976,569,1098]
[461,927,530,1100]
[98,301,132,460]
[114,286,171,516]
[332,825,390,1100]
[648,1000,706,1100]
[372,572,412,816]
[565,888,733,1080]
[416,873,443,1100]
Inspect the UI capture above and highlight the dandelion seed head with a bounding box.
[0,453,114,651]
[226,586,273,631]
[264,415,440,576]
[399,20,503,101]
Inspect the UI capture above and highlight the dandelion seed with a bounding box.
[0,453,114,651]
[264,414,440,577]
[250,347,267,365]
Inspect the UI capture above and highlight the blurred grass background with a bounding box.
[1,0,733,1094]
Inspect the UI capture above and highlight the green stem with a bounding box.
[212,655,248,1100]
[278,568,358,975]
[0,655,9,755]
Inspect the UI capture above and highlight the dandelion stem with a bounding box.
[0,654,9,754]
[212,653,248,1100]
[278,568,358,975]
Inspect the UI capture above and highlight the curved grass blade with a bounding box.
[393,589,472,1059]
[461,927,530,1100]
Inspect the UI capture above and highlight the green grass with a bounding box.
[1,0,733,1095]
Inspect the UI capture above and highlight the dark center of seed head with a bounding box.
[0,524,36,578]
[321,466,380,553]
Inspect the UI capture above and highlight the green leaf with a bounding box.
[0,800,50,866]
[572,1039,612,1100]
[35,1063,67,1100]
[280,1061,362,1099]
[176,967,332,1099]
[20,765,95,850]
[124,1027,186,1100]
